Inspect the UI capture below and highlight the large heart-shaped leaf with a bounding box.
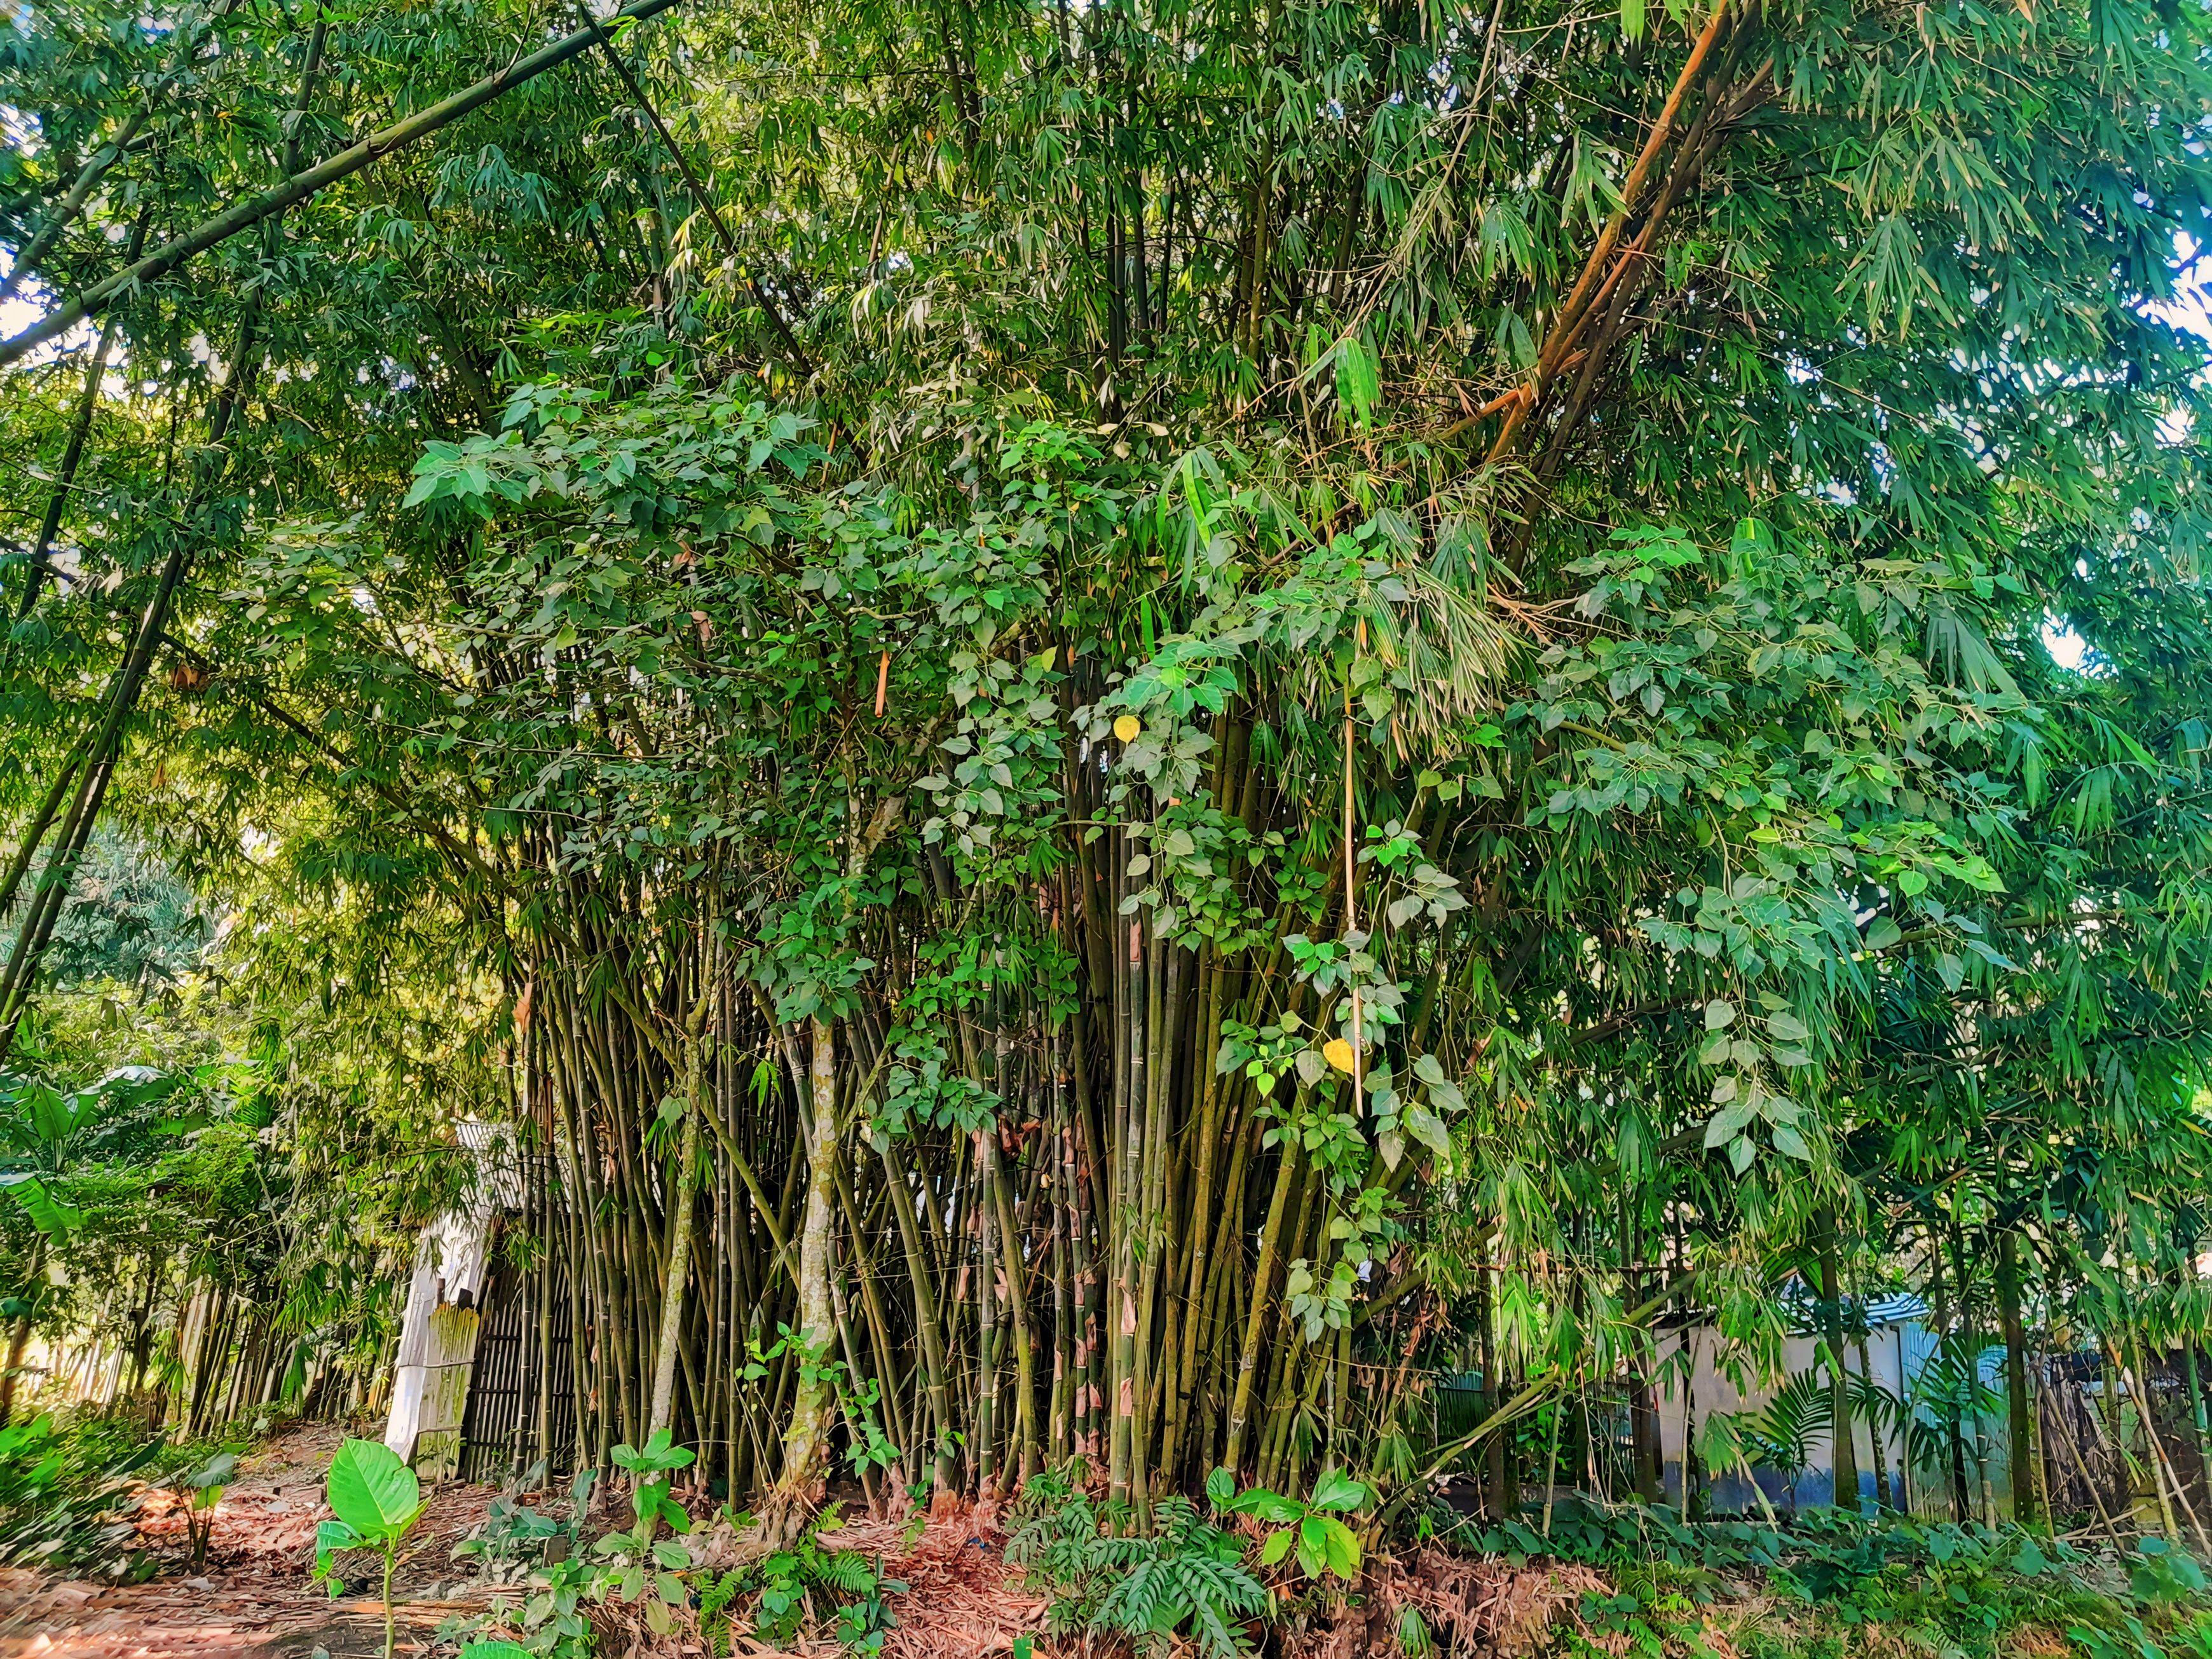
[325,1438,423,1541]
[188,1452,236,1491]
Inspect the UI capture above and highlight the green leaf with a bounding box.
[1402,1102,1451,1157]
[1334,337,1381,430]
[1228,1487,1303,1524]
[189,1452,238,1491]
[1260,1527,1295,1566]
[0,1175,83,1238]
[1704,1093,1757,1147]
[325,1439,423,1541]
[1320,1516,1363,1580]
[313,1517,362,1583]
[1309,1466,1369,1513]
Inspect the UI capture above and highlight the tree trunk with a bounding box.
[1855,1334,1892,1512]
[1995,1228,2037,1526]
[646,1007,709,1444]
[1817,1217,1859,1513]
[762,1014,840,1545]
[0,1238,44,1427]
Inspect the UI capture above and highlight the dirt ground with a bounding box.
[0,1423,1053,1659]
[0,1420,498,1659]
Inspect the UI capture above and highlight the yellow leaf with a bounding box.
[1113,714,1142,742]
[1324,1039,1357,1074]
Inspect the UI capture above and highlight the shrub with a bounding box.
[1005,1468,1271,1658]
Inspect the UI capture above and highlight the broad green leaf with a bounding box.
[189,1453,237,1491]
[325,1438,423,1541]
[1229,1487,1303,1524]
[1320,1516,1363,1580]
[1309,1466,1369,1513]
[0,1175,83,1238]
[313,1517,362,1585]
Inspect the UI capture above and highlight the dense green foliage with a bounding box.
[6,0,2212,1648]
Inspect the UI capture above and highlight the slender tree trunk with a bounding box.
[1854,1333,1892,1511]
[1995,1228,2036,1526]
[0,1238,46,1426]
[1817,1215,1858,1512]
[646,996,710,1447]
[763,1014,840,1544]
[881,1138,958,1499]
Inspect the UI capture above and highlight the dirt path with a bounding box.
[0,1422,496,1659]
[0,1423,1063,1658]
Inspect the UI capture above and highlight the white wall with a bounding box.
[1652,1325,1915,1513]
[383,1188,498,1478]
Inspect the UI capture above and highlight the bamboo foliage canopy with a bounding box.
[3,0,2212,1531]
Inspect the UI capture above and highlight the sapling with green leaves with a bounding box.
[313,1438,427,1659]
[1207,1465,1369,1583]
[171,1451,234,1572]
[599,1428,697,1637]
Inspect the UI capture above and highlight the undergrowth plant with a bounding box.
[313,1438,427,1659]
[0,1412,165,1573]
[453,1461,908,1658]
[695,1519,906,1657]
[451,1466,593,1588]
[444,1466,598,1658]
[589,1430,696,1637]
[1446,1497,2212,1659]
[446,1439,700,1659]
[1206,1465,1368,1583]
[167,1451,233,1572]
[1006,1467,1271,1658]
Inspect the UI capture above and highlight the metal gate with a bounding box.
[456,1252,577,1482]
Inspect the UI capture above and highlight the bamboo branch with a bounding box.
[0,0,687,371]
[1381,1271,1702,1523]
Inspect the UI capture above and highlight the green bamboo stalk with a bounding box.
[1223,1127,1302,1473]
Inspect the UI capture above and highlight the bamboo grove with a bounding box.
[4,0,2212,1540]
